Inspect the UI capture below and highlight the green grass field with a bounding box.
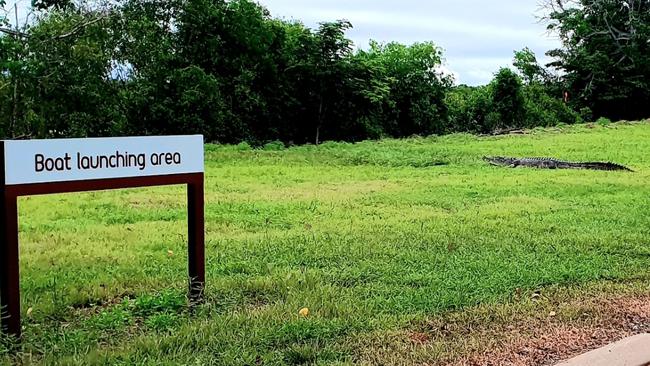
[3,122,650,365]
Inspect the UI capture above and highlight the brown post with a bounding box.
[0,142,21,337]
[187,174,205,303]
[0,192,20,337]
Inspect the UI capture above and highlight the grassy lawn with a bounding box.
[2,122,650,365]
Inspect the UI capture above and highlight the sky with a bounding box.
[3,0,562,85]
[257,0,561,85]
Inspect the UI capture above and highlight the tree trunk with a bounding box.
[11,3,19,138]
[11,79,18,138]
[316,95,324,145]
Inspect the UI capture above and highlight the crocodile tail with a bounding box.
[578,162,634,172]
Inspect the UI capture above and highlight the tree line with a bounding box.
[1,0,649,145]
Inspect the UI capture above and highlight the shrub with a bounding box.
[262,141,286,151]
[523,84,580,127]
[579,107,594,122]
[596,117,612,126]
[445,85,492,133]
[235,142,252,151]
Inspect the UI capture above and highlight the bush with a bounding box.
[262,141,286,151]
[447,80,582,134]
[523,84,581,127]
[596,117,612,126]
[445,85,492,133]
[579,107,594,122]
[235,142,252,151]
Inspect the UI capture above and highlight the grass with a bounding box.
[2,121,650,365]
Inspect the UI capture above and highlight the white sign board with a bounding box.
[2,135,204,185]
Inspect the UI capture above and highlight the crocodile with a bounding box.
[483,156,633,172]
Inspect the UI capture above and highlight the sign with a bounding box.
[4,135,204,185]
[0,136,205,338]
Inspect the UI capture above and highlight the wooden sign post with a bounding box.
[0,136,205,337]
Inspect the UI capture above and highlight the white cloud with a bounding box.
[436,64,460,84]
[258,0,562,85]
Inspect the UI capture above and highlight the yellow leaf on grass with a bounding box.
[299,307,310,317]
[167,250,174,257]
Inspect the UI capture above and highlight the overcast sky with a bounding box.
[258,0,561,85]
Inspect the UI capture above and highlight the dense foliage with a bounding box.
[545,0,650,121]
[0,0,646,143]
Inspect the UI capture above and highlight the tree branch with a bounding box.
[0,27,27,38]
[1,13,108,41]
[45,14,108,42]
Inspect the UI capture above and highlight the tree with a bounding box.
[175,0,298,143]
[0,0,584,144]
[445,85,492,133]
[362,41,452,137]
[490,68,525,130]
[513,47,549,85]
[28,10,123,137]
[0,1,120,138]
[117,0,233,141]
[0,0,31,138]
[311,20,354,144]
[544,0,650,120]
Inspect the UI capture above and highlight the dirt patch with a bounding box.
[450,296,650,366]
[354,291,650,366]
[457,325,627,366]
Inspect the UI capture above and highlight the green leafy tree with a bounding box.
[1,1,120,138]
[311,20,354,144]
[490,68,525,130]
[522,83,581,127]
[117,0,233,141]
[513,47,549,85]
[0,0,31,138]
[175,0,297,142]
[0,0,588,143]
[545,0,650,120]
[363,41,452,137]
[27,10,123,137]
[445,85,492,133]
